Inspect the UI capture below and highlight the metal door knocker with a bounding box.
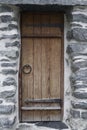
[22,64,32,74]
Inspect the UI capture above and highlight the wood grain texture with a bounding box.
[22,38,34,121]
[41,14,50,121]
[33,14,42,121]
[21,13,64,122]
[21,14,34,122]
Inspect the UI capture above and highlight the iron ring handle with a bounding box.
[22,64,32,74]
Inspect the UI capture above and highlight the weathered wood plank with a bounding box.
[24,98,62,103]
[21,13,64,122]
[21,107,61,111]
[21,14,34,121]
[33,14,42,121]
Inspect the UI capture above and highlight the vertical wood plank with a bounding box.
[49,38,61,121]
[50,39,61,98]
[22,38,34,121]
[41,39,51,121]
[41,14,51,121]
[49,14,62,121]
[21,14,34,121]
[60,21,64,120]
[33,14,42,121]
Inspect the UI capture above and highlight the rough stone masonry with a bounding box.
[0,4,20,130]
[66,6,87,130]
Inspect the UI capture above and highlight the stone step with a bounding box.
[17,122,69,130]
[17,128,69,130]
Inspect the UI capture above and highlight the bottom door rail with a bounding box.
[21,106,61,111]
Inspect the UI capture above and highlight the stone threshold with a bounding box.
[17,121,69,130]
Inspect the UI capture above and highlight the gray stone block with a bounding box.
[71,61,87,72]
[71,80,87,87]
[70,74,86,82]
[71,23,82,27]
[0,100,3,104]
[81,112,87,119]
[0,59,10,62]
[1,62,17,67]
[0,24,18,31]
[72,101,87,109]
[66,43,87,54]
[0,50,19,59]
[0,27,8,31]
[0,116,16,128]
[1,69,18,75]
[66,43,87,62]
[6,98,16,103]
[0,34,20,39]
[73,91,87,99]
[0,0,87,5]
[70,74,87,86]
[0,15,12,23]
[3,77,17,86]
[83,128,87,130]
[8,24,18,30]
[0,5,13,12]
[0,90,16,98]
[0,104,15,114]
[67,28,87,41]
[72,84,87,90]
[5,41,20,48]
[68,53,87,63]
[70,109,80,118]
[72,70,87,79]
[72,14,87,23]
[5,51,19,59]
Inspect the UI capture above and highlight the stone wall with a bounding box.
[0,4,20,130]
[0,3,87,130]
[0,0,86,6]
[66,6,87,130]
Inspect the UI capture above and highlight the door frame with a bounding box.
[19,12,64,123]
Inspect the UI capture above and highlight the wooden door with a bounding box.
[20,12,64,122]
